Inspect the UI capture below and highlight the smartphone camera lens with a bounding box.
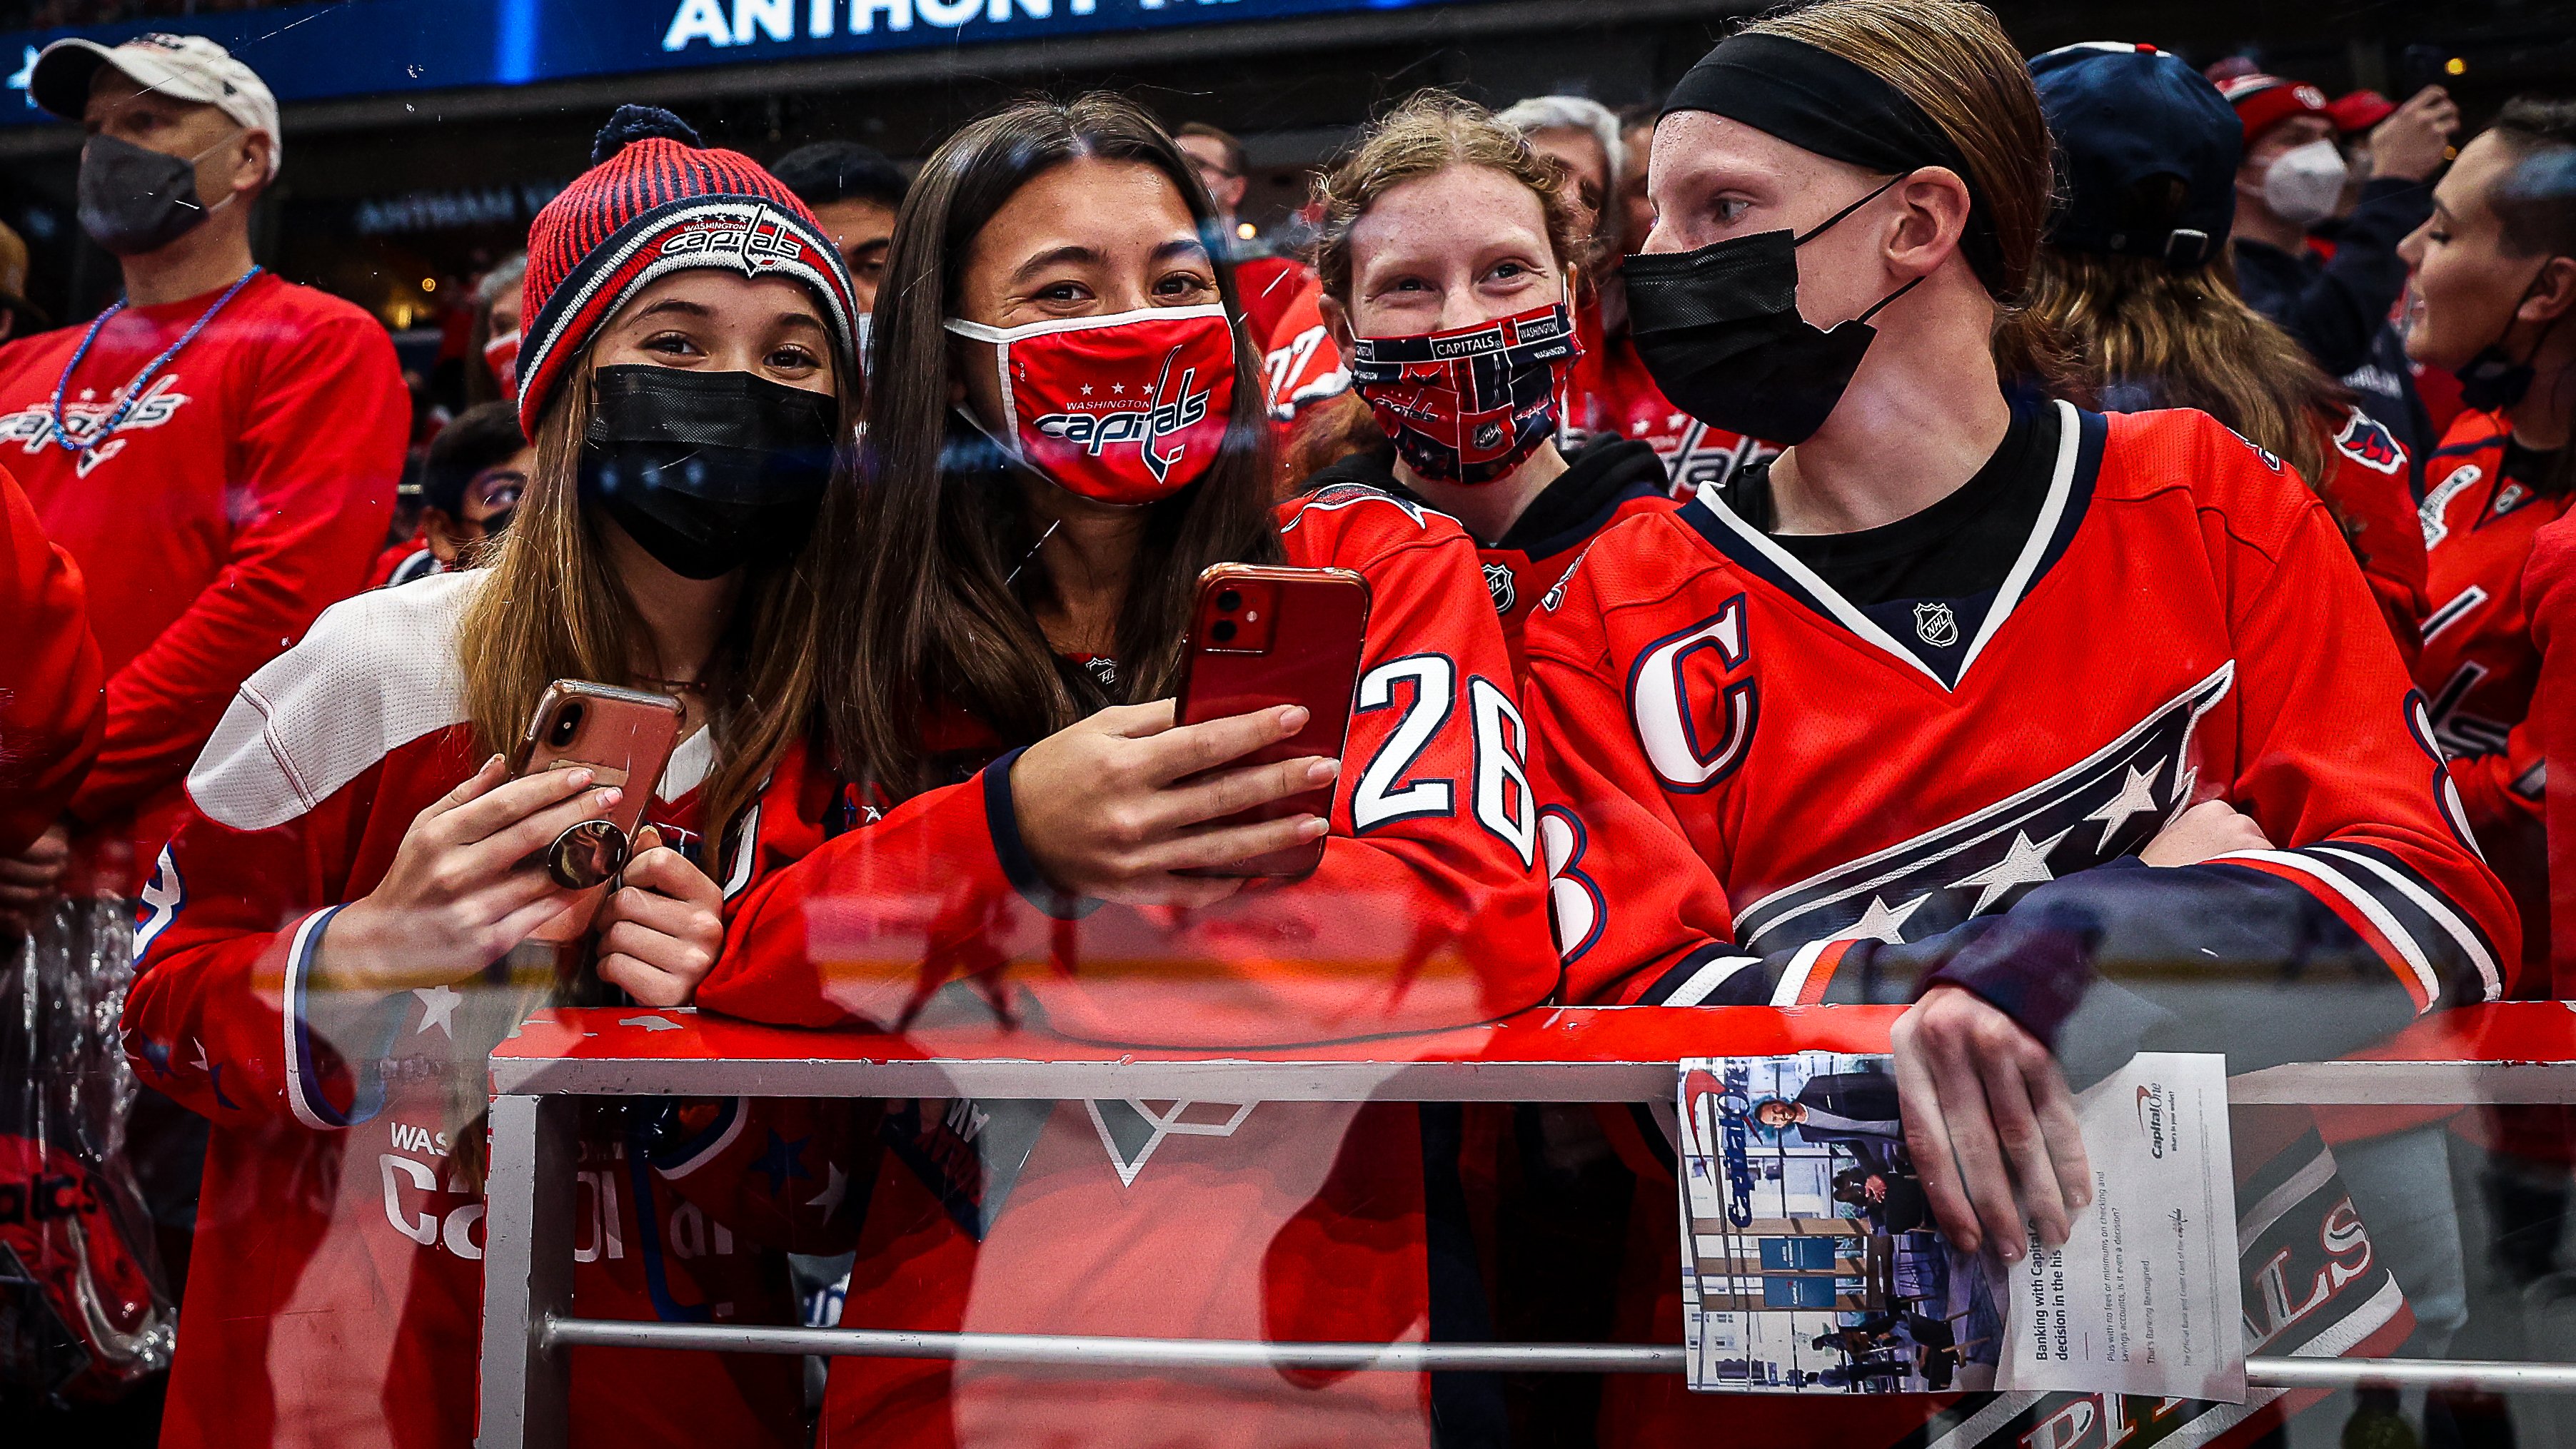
[548,702,583,749]
[1216,589,1242,612]
[1211,620,1239,644]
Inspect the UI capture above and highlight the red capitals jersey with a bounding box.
[1527,401,2509,1040]
[2314,405,2430,667]
[1563,296,1777,498]
[0,462,101,854]
[1259,273,1349,433]
[1525,403,2512,1446]
[700,488,1557,1448]
[0,273,406,887]
[2529,510,2576,988]
[2414,410,2566,835]
[126,572,848,1449]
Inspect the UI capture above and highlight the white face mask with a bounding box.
[2262,138,2349,228]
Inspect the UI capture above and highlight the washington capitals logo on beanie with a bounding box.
[515,104,859,438]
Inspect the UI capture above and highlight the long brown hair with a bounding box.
[825,94,1283,802]
[440,345,850,1185]
[1743,0,2073,385]
[1287,90,1586,483]
[2022,243,2349,486]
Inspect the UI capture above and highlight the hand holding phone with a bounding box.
[507,682,685,944]
[1006,565,1370,903]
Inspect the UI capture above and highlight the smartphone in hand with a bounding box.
[1172,564,1371,880]
[508,681,685,943]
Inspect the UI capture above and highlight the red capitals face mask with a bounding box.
[1347,301,1581,485]
[946,304,1238,505]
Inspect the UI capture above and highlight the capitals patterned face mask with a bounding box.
[945,304,1238,506]
[1347,302,1581,485]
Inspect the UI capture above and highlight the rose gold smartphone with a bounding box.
[508,681,685,944]
[1172,564,1371,881]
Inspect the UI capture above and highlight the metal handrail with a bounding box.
[535,1318,2576,1393]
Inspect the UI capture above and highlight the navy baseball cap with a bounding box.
[2030,41,2241,268]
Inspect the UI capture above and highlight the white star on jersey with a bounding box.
[2083,762,2164,853]
[1838,893,1929,944]
[413,984,462,1036]
[1951,827,2072,915]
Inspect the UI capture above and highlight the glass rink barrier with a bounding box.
[477,1002,2576,1449]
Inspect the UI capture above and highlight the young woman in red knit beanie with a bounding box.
[121,106,862,1448]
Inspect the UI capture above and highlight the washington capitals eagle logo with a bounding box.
[2333,408,2406,475]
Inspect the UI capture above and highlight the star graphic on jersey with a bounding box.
[1080,384,1094,396]
[1950,827,2073,915]
[131,1033,173,1078]
[413,984,462,1036]
[191,1039,216,1075]
[1838,893,1930,944]
[2083,762,2164,853]
[749,1131,812,1196]
[805,1162,849,1220]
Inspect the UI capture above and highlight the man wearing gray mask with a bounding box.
[2222,69,2457,476]
[0,36,405,1378]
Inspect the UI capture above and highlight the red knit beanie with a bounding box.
[517,105,859,439]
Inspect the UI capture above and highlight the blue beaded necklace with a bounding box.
[48,266,265,457]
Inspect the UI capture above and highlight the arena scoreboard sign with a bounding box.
[3,0,1480,128]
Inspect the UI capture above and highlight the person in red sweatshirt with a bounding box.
[124,105,867,1448]
[0,463,100,899]
[695,93,1556,1448]
[0,34,406,903]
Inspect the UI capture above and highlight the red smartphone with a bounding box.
[1172,563,1372,880]
[507,680,686,944]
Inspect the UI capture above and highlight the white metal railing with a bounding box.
[473,1004,2576,1448]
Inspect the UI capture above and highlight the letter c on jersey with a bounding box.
[1629,596,1759,792]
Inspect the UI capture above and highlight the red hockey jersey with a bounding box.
[125,572,847,1449]
[0,273,406,888]
[0,462,100,854]
[698,488,1558,1448]
[2525,509,2576,994]
[2414,409,2565,835]
[1527,401,2510,1038]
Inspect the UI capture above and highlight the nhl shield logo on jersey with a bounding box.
[1912,601,1960,647]
[1483,560,1517,613]
[2332,408,2406,475]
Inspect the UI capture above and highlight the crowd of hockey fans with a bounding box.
[1,3,2575,1446]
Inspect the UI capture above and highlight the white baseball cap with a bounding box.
[31,33,281,177]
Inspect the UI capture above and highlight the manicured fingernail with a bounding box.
[1279,705,1310,730]
[1307,758,1340,783]
[2000,1241,2021,1263]
[597,787,623,807]
[1300,816,1329,839]
[568,768,594,788]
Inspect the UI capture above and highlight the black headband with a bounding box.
[1662,31,2008,294]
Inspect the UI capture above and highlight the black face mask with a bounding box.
[579,366,839,580]
[1623,176,1916,447]
[78,133,233,258]
[2452,263,2572,413]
